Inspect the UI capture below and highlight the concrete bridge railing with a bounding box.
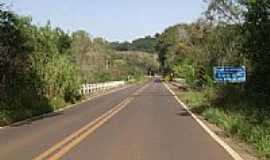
[81,81,125,95]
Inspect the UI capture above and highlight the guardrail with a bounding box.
[81,81,125,95]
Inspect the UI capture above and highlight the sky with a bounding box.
[4,0,206,42]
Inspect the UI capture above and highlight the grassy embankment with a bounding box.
[175,85,270,159]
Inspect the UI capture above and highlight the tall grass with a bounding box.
[178,87,270,159]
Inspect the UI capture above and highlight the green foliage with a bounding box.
[130,36,157,53]
[179,88,270,158]
[156,25,183,72]
[172,60,195,85]
[0,6,80,125]
[110,35,158,53]
[110,41,131,51]
[243,0,270,102]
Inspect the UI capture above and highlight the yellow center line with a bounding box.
[33,82,150,160]
[48,98,133,160]
[33,100,126,160]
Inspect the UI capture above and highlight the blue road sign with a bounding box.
[214,66,246,83]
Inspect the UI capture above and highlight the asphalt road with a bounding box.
[0,80,234,160]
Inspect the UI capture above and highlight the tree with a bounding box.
[204,0,246,24]
[131,36,157,53]
[243,0,270,100]
[0,7,33,104]
[110,36,157,53]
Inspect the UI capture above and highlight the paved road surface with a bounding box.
[0,80,233,160]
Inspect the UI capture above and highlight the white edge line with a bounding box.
[0,84,132,130]
[163,82,244,160]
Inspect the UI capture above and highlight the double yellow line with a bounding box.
[33,83,150,160]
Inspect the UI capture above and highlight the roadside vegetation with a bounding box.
[154,0,270,159]
[0,4,158,126]
[110,35,158,53]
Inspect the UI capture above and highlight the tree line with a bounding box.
[110,35,158,53]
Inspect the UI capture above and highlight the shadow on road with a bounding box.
[176,109,191,117]
[10,112,63,127]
